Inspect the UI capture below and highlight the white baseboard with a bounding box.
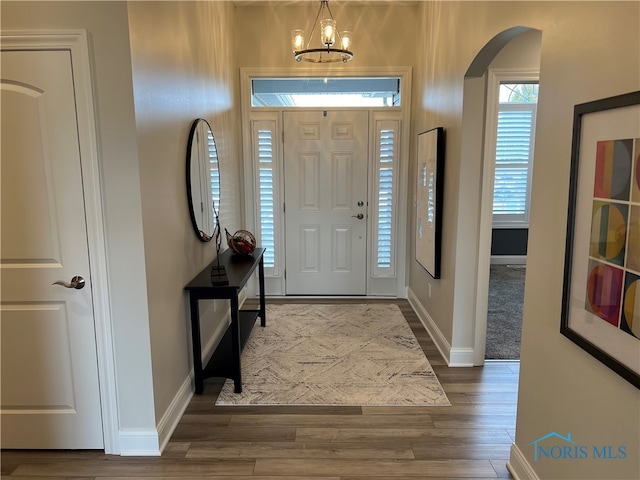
[154,300,239,456]
[408,289,475,367]
[118,429,160,456]
[448,347,475,367]
[153,313,229,456]
[157,374,194,454]
[491,255,527,265]
[507,442,539,480]
[408,288,451,363]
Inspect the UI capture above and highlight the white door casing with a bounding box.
[283,111,369,295]
[241,68,412,299]
[1,44,106,449]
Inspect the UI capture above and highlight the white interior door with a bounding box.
[283,111,369,295]
[1,49,104,449]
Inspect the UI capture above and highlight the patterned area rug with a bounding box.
[215,303,450,406]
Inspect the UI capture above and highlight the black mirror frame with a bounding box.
[186,118,218,243]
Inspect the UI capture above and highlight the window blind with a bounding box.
[377,129,394,269]
[257,129,276,268]
[493,103,536,223]
[373,120,399,277]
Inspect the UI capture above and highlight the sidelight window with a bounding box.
[373,119,399,276]
[251,119,280,273]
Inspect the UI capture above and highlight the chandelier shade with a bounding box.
[291,0,354,64]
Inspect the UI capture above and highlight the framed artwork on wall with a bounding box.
[561,90,640,388]
[416,127,445,279]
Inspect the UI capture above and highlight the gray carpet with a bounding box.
[485,264,525,360]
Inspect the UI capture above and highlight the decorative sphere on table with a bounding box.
[225,229,256,256]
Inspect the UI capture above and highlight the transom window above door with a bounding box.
[251,77,401,107]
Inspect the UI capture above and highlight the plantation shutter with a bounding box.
[252,120,279,273]
[373,120,399,277]
[492,103,536,225]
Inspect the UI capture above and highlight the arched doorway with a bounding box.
[458,27,542,365]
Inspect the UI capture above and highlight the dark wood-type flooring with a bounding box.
[1,299,518,479]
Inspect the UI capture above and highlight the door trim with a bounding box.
[240,67,412,297]
[473,67,539,365]
[1,30,118,454]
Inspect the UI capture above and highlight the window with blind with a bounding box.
[492,83,538,227]
[251,120,279,273]
[373,120,399,277]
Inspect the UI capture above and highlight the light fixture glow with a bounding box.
[291,0,354,64]
[340,31,352,51]
[291,30,305,52]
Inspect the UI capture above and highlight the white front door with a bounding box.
[1,49,104,449]
[283,111,369,295]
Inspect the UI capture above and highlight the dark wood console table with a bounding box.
[185,247,265,394]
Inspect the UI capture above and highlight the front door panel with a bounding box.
[284,111,368,295]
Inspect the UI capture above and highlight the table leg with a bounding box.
[259,256,266,327]
[189,295,204,394]
[230,294,242,393]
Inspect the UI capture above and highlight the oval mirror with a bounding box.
[186,118,220,242]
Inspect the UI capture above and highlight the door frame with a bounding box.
[240,67,412,298]
[1,30,118,453]
[473,67,540,365]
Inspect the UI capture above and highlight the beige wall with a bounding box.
[235,1,419,68]
[1,1,156,433]
[2,0,243,446]
[413,2,639,478]
[127,0,242,423]
[4,2,639,474]
[490,28,541,70]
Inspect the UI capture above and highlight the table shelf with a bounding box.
[202,310,259,380]
[185,248,266,394]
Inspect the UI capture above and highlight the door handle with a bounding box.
[53,275,85,290]
[351,213,364,220]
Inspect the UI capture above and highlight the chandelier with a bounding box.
[291,0,353,64]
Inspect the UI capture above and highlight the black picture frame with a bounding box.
[415,127,445,279]
[561,91,640,388]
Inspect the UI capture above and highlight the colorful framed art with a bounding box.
[561,90,640,388]
[416,127,445,279]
